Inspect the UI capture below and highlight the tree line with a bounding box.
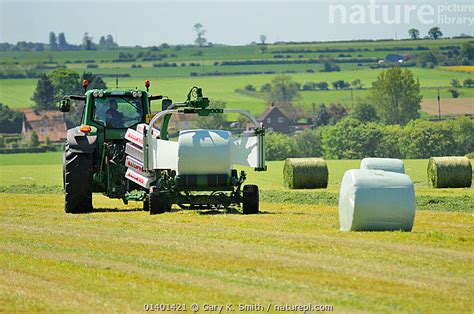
[265,117,473,160]
[48,32,118,51]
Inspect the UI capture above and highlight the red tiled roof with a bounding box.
[19,108,64,122]
[20,109,67,142]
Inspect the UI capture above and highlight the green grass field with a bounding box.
[1,38,470,64]
[2,67,472,115]
[1,194,472,312]
[0,153,473,311]
[1,152,472,194]
[1,37,473,113]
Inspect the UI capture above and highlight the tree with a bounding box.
[0,103,23,133]
[302,82,316,91]
[450,79,461,88]
[332,80,350,90]
[48,68,81,102]
[244,84,256,92]
[327,103,347,124]
[416,51,439,68]
[49,31,57,50]
[82,32,94,50]
[351,103,378,123]
[370,68,421,125]
[260,83,272,92]
[314,81,329,90]
[452,116,474,155]
[375,124,403,158]
[322,118,382,159]
[351,79,363,89]
[99,36,106,46]
[57,32,69,50]
[194,23,207,47]
[266,75,302,121]
[268,75,300,104]
[313,104,331,126]
[102,34,118,49]
[81,72,107,89]
[399,120,456,159]
[321,58,340,72]
[265,133,298,161]
[408,28,420,40]
[32,74,56,110]
[29,131,40,147]
[295,129,323,157]
[259,34,267,45]
[448,88,460,98]
[191,100,226,129]
[460,42,474,62]
[463,78,474,88]
[428,27,443,40]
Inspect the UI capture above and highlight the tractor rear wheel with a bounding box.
[242,184,259,215]
[63,146,93,213]
[143,198,150,211]
[149,193,168,215]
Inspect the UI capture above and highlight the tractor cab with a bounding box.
[60,80,161,140]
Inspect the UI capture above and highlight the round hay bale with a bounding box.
[360,158,405,174]
[283,158,328,189]
[427,157,472,188]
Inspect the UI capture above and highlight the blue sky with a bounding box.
[1,0,472,46]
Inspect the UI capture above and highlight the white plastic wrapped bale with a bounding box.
[338,169,416,232]
[360,158,405,174]
[177,129,231,175]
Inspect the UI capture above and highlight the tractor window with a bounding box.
[93,96,143,128]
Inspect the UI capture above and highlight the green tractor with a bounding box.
[60,82,266,214]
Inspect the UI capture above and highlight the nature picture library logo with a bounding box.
[328,0,474,26]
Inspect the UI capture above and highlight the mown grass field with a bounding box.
[1,194,473,312]
[0,152,473,311]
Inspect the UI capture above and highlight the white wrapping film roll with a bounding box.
[177,129,232,175]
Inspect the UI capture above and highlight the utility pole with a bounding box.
[437,88,441,120]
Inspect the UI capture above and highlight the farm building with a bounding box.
[165,112,195,135]
[249,104,290,134]
[20,109,67,142]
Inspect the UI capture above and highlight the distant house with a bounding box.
[166,113,195,135]
[20,109,67,142]
[249,105,290,134]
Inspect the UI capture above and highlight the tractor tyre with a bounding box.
[143,197,150,211]
[63,146,93,213]
[242,184,259,215]
[149,193,168,215]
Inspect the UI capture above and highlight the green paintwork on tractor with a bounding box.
[82,89,152,141]
[78,89,155,199]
